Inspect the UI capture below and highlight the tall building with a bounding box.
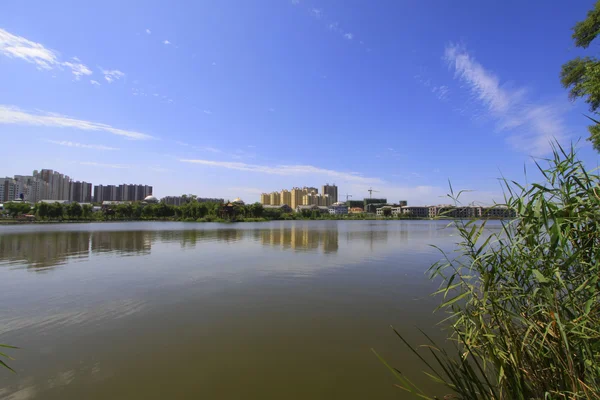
[93,184,152,202]
[270,191,281,206]
[322,184,338,203]
[93,185,118,203]
[290,187,303,210]
[260,193,271,205]
[70,181,92,203]
[280,189,291,206]
[33,169,71,200]
[0,178,17,202]
[15,175,49,203]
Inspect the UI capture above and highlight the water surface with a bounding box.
[0,220,487,399]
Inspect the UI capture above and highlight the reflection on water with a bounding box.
[0,221,492,400]
[0,221,456,270]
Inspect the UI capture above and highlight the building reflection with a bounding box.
[259,225,339,254]
[0,231,92,270]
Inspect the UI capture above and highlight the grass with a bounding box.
[376,143,600,399]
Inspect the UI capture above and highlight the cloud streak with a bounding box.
[0,105,154,140]
[102,69,125,83]
[444,43,567,155]
[45,140,120,151]
[179,159,383,184]
[0,28,92,79]
[79,162,129,169]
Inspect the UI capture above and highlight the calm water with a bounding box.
[0,220,494,399]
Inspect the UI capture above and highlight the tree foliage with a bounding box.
[561,1,600,151]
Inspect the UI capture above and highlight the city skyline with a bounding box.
[1,1,599,205]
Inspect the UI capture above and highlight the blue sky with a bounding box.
[1,0,598,204]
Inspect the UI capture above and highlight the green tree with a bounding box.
[47,202,64,219]
[561,0,600,151]
[36,202,50,219]
[82,204,93,219]
[5,202,31,217]
[66,202,83,219]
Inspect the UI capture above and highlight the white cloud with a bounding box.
[291,0,300,4]
[179,159,383,185]
[432,85,449,100]
[211,61,217,66]
[45,140,119,151]
[90,80,100,86]
[0,105,154,140]
[102,69,125,83]
[444,43,566,155]
[79,162,129,169]
[343,33,353,40]
[145,29,151,35]
[311,8,322,18]
[0,28,92,79]
[268,108,275,112]
[163,40,171,45]
[203,110,212,115]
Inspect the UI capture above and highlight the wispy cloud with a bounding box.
[0,28,92,79]
[291,0,300,4]
[203,110,212,115]
[0,105,154,140]
[163,40,171,45]
[145,29,151,35]
[343,33,353,40]
[311,8,323,18]
[444,43,566,155]
[102,69,125,83]
[79,161,129,169]
[179,159,383,184]
[90,80,100,86]
[45,140,119,151]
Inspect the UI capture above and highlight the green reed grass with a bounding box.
[376,143,600,399]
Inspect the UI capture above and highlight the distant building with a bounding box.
[70,181,92,203]
[93,184,152,202]
[290,187,303,210]
[280,189,291,207]
[322,184,338,203]
[349,207,364,214]
[162,196,186,206]
[376,206,393,217]
[0,178,17,203]
[144,195,159,204]
[232,197,245,205]
[328,202,348,215]
[296,204,329,214]
[399,206,429,218]
[270,191,281,206]
[263,204,293,213]
[197,197,224,203]
[260,193,271,205]
[399,200,408,207]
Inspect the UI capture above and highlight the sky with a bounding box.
[1,0,599,205]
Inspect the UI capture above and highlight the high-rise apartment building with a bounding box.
[270,191,281,206]
[93,185,117,203]
[93,184,152,202]
[0,178,17,202]
[322,183,338,203]
[70,181,92,203]
[260,193,271,205]
[261,185,329,209]
[280,189,291,206]
[290,187,303,210]
[33,169,71,200]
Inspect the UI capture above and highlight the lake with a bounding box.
[0,220,486,399]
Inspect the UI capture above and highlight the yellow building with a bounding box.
[270,191,281,206]
[291,187,303,209]
[260,193,271,205]
[280,189,291,206]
